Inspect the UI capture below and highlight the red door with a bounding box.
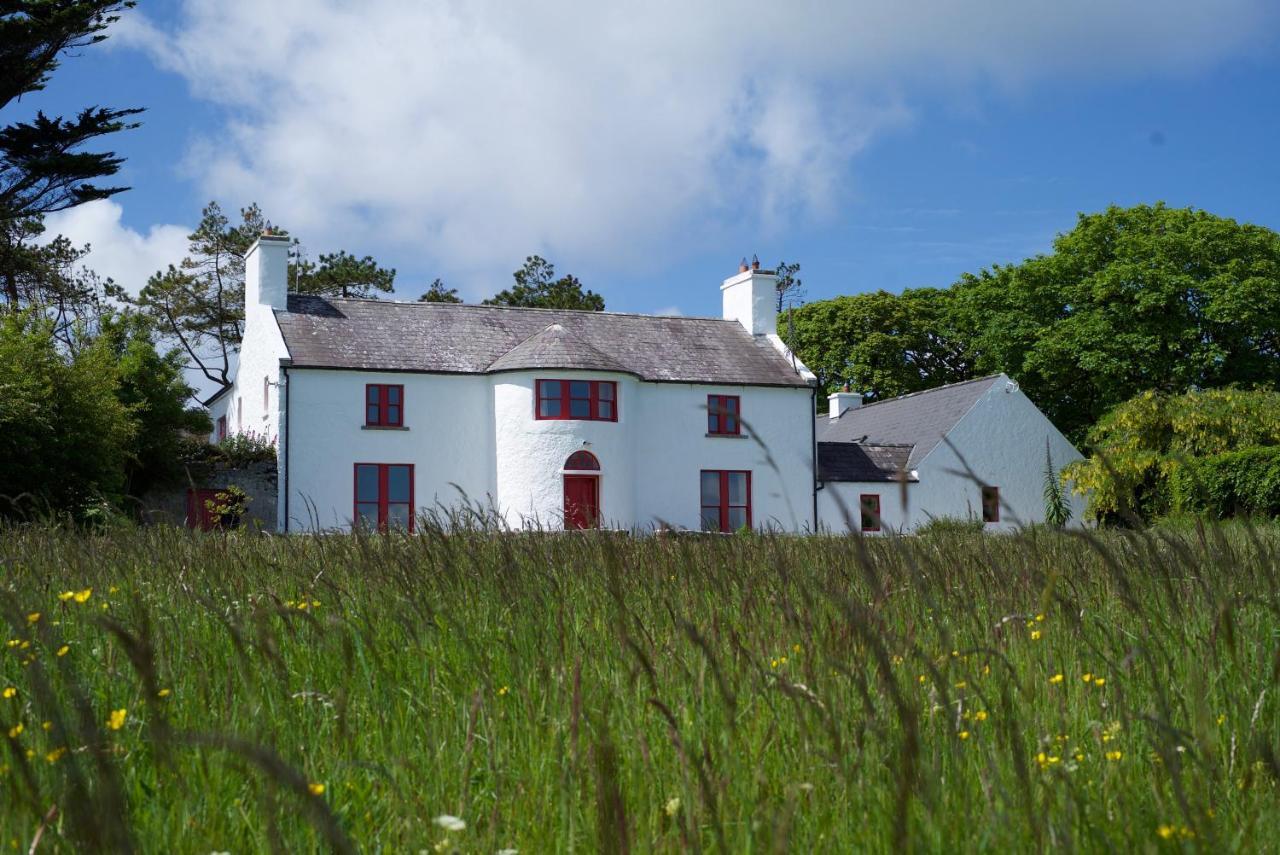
[563,475,599,529]
[185,488,222,530]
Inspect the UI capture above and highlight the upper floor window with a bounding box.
[707,395,740,435]
[700,469,751,532]
[981,485,1000,523]
[860,493,881,532]
[216,416,227,442]
[536,379,617,421]
[366,384,404,427]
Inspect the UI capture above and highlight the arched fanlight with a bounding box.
[564,450,600,471]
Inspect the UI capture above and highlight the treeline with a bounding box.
[786,203,1280,445]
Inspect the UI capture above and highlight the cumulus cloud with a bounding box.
[117,0,1277,284]
[42,201,189,295]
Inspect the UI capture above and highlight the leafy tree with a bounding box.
[484,255,604,311]
[1042,439,1071,528]
[774,260,804,312]
[0,310,134,517]
[0,1,142,223]
[418,278,461,303]
[101,314,210,500]
[950,204,1280,443]
[128,201,396,391]
[1063,387,1280,523]
[290,248,395,299]
[130,202,272,388]
[784,287,972,408]
[0,214,106,345]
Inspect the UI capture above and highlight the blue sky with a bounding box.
[25,2,1280,318]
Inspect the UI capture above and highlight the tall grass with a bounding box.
[0,521,1277,851]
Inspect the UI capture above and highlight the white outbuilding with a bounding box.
[815,376,1086,533]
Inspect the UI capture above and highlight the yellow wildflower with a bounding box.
[57,592,74,602]
[157,689,171,698]
[665,796,681,817]
[308,782,325,796]
[779,656,787,665]
[974,710,988,722]
[1074,752,1085,762]
[56,645,69,657]
[1094,677,1106,687]
[107,708,127,731]
[45,747,66,764]
[73,589,91,604]
[7,723,22,738]
[497,686,509,696]
[792,643,801,654]
[41,722,51,731]
[917,674,926,684]
[1049,673,1064,684]
[1157,825,1174,840]
[26,613,39,624]
[954,681,967,689]
[1,688,14,699]
[982,664,990,676]
[1106,750,1122,761]
[958,730,970,740]
[1216,713,1226,726]
[1082,672,1092,683]
[1030,630,1042,641]
[771,659,779,669]
[1035,613,1045,622]
[109,586,119,594]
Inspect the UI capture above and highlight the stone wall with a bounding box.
[141,461,278,531]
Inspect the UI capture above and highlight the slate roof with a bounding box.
[274,296,811,387]
[815,375,1004,471]
[817,443,916,482]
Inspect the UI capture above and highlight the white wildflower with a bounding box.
[435,814,466,832]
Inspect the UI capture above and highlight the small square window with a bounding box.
[365,384,404,427]
[860,494,881,532]
[707,395,741,435]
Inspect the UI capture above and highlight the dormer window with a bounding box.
[366,384,404,427]
[707,395,740,435]
[536,380,617,421]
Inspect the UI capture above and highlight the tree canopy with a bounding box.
[417,278,461,303]
[484,255,604,311]
[788,204,1280,440]
[0,1,141,222]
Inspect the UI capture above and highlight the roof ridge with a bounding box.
[292,293,735,325]
[839,374,1004,415]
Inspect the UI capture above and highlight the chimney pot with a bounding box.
[739,257,749,273]
[751,254,760,271]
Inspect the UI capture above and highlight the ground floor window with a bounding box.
[981,485,1000,523]
[700,470,751,532]
[860,493,881,532]
[354,463,414,531]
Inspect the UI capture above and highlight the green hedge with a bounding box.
[1168,446,1280,519]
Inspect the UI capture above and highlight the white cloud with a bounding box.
[653,305,684,317]
[117,0,1278,283]
[42,201,189,294]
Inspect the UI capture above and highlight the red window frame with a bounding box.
[216,416,227,442]
[981,485,1000,523]
[860,493,881,532]
[365,384,405,427]
[353,463,415,531]
[707,394,741,435]
[535,379,617,421]
[700,469,751,532]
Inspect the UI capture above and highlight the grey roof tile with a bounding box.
[275,296,810,387]
[817,443,917,482]
[815,375,1004,468]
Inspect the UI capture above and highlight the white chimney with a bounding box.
[244,233,291,317]
[828,388,863,419]
[721,256,777,336]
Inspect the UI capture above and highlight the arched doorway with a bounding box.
[563,450,600,529]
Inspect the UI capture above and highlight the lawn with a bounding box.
[0,522,1277,851]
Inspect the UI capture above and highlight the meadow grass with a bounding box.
[0,521,1277,852]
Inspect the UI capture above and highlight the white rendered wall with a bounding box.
[908,379,1086,531]
[631,382,815,532]
[283,369,495,531]
[491,372,637,529]
[817,481,915,534]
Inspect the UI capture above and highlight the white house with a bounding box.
[814,377,1087,533]
[206,236,819,532]
[205,233,1084,535]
